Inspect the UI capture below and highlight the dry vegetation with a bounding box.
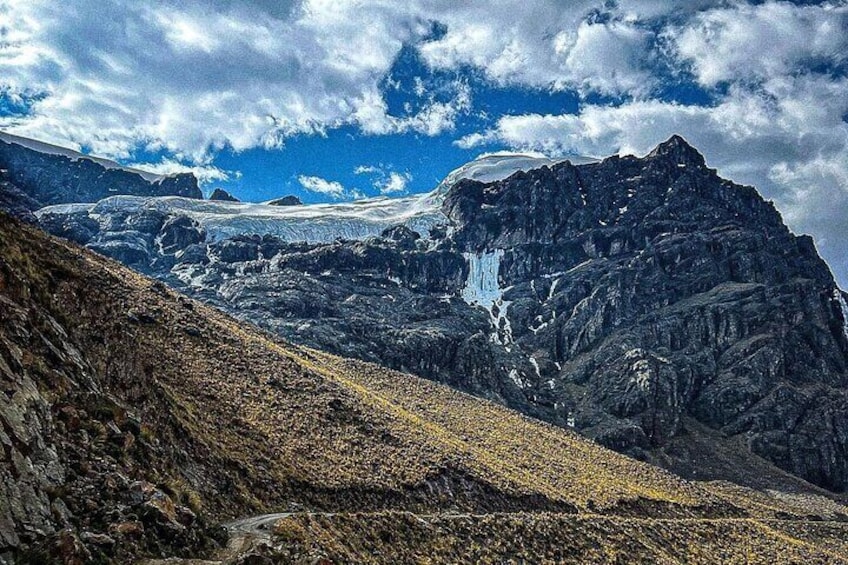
[3,215,848,563]
[265,511,848,564]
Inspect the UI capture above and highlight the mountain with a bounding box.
[2,214,848,563]
[209,188,239,202]
[267,195,302,206]
[11,135,848,496]
[0,132,202,210]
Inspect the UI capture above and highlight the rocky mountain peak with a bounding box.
[268,195,303,206]
[209,188,239,202]
[646,134,707,169]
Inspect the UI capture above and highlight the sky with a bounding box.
[1,0,847,282]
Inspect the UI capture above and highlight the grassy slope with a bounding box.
[269,512,848,564]
[2,216,848,563]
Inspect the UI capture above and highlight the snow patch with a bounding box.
[508,369,524,388]
[529,357,541,378]
[435,152,597,197]
[547,277,561,301]
[529,315,549,334]
[834,289,848,342]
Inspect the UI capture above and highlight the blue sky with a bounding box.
[207,46,587,203]
[1,0,848,281]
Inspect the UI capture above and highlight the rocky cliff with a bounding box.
[23,135,848,494]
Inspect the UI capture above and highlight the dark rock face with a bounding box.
[267,195,302,206]
[209,188,239,202]
[30,136,848,492]
[0,173,38,223]
[0,137,202,210]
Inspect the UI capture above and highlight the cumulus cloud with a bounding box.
[378,171,412,194]
[417,2,660,96]
[670,2,848,87]
[298,175,346,198]
[354,164,412,195]
[0,0,447,161]
[0,0,695,161]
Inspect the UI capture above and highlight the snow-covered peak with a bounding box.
[0,131,168,183]
[434,151,598,196]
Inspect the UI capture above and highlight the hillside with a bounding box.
[2,216,848,563]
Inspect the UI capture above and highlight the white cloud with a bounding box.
[670,3,848,87]
[417,3,659,96]
[298,174,346,198]
[353,164,412,194]
[354,80,472,136]
[0,0,445,161]
[0,0,702,161]
[354,165,380,175]
[378,171,412,194]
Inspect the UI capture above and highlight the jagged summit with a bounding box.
[267,195,302,206]
[209,188,239,202]
[646,134,707,168]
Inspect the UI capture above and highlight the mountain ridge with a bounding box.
[0,132,202,211]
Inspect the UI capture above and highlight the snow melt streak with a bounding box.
[461,250,513,345]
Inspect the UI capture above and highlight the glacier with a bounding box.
[37,192,448,245]
[34,151,596,246]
